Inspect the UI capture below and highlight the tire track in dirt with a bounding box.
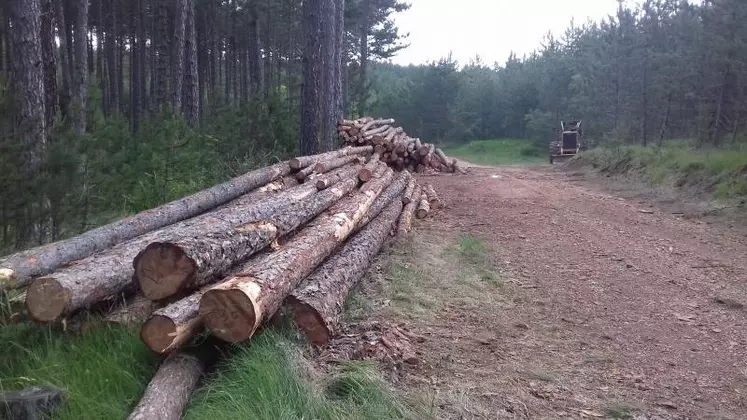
[415,166,747,419]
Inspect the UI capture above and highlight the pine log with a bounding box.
[402,177,417,205]
[289,146,372,170]
[358,153,380,182]
[140,292,204,353]
[414,138,423,149]
[134,176,360,301]
[127,352,203,420]
[360,118,394,133]
[0,162,291,289]
[295,163,318,182]
[356,170,408,229]
[286,200,403,346]
[435,148,452,169]
[315,164,364,190]
[198,165,395,343]
[418,145,430,157]
[24,176,315,322]
[363,124,391,138]
[313,154,362,174]
[424,184,442,209]
[397,187,421,236]
[385,127,403,142]
[105,295,160,326]
[416,192,430,219]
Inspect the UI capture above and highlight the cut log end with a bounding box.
[0,268,17,288]
[288,159,303,170]
[358,168,373,182]
[415,208,429,219]
[25,278,69,322]
[288,299,331,347]
[135,243,196,301]
[199,287,260,343]
[141,315,180,354]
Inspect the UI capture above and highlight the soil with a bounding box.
[345,165,747,419]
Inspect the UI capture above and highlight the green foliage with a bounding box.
[185,330,415,420]
[445,139,545,166]
[0,323,159,419]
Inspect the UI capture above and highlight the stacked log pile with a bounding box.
[338,117,467,174]
[0,143,451,420]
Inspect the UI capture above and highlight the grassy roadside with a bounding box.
[444,139,545,166]
[574,142,747,203]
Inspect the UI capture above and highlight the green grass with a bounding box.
[445,139,545,166]
[185,330,415,420]
[454,235,502,287]
[576,141,747,202]
[0,323,159,419]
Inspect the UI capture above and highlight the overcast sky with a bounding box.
[390,0,624,67]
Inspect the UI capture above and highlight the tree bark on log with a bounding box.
[289,146,372,170]
[356,170,408,229]
[402,178,417,205]
[127,352,203,420]
[134,176,360,301]
[315,164,364,190]
[424,184,442,209]
[24,177,305,322]
[1,162,291,289]
[286,199,403,346]
[360,118,394,132]
[397,187,421,236]
[140,292,204,353]
[416,192,430,219]
[313,154,362,174]
[198,165,395,343]
[105,295,160,326]
[358,153,380,182]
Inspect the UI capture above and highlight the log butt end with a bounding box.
[287,298,331,347]
[358,168,373,182]
[135,243,196,301]
[200,287,260,343]
[289,158,303,171]
[25,278,69,322]
[416,208,429,219]
[141,315,180,354]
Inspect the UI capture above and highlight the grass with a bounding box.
[603,403,638,419]
[454,234,502,287]
[575,141,747,203]
[184,330,415,420]
[445,139,545,166]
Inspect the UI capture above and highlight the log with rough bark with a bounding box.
[127,352,203,420]
[313,154,362,174]
[358,153,380,182]
[402,177,417,205]
[198,164,395,343]
[356,170,408,230]
[0,162,291,289]
[140,292,204,353]
[416,192,431,219]
[397,186,421,236]
[286,199,404,346]
[134,175,361,301]
[289,146,372,170]
[424,184,442,209]
[315,164,363,190]
[24,175,319,322]
[360,118,394,132]
[105,295,160,326]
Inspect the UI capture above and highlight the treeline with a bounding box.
[0,0,408,252]
[368,0,747,148]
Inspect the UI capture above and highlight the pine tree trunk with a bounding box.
[357,11,369,117]
[2,162,292,290]
[40,0,57,129]
[133,169,359,300]
[54,0,71,118]
[334,0,345,119]
[127,353,204,420]
[105,0,119,114]
[154,0,169,107]
[287,199,402,346]
[184,0,199,126]
[199,164,395,343]
[72,0,88,134]
[301,0,322,155]
[172,0,187,112]
[248,2,262,96]
[320,0,336,152]
[131,0,142,132]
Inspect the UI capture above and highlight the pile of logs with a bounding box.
[0,144,448,420]
[338,117,466,174]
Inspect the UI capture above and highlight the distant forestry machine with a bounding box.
[549,120,584,164]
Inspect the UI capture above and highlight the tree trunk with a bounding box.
[397,186,420,236]
[289,145,372,170]
[357,11,369,117]
[183,0,199,126]
[416,192,430,219]
[286,199,402,346]
[22,175,299,322]
[355,170,408,230]
[105,0,119,114]
[154,0,169,107]
[334,0,345,119]
[402,177,416,205]
[54,0,71,118]
[131,0,142,132]
[320,0,336,152]
[134,170,359,300]
[424,184,442,209]
[198,164,395,343]
[301,0,322,155]
[313,154,362,173]
[2,162,292,289]
[72,0,88,134]
[128,353,203,419]
[40,0,56,129]
[172,0,187,112]
[248,2,262,95]
[140,292,204,353]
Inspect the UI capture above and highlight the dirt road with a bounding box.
[387,166,747,419]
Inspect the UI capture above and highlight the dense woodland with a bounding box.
[1,0,746,252]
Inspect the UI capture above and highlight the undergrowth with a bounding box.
[445,139,545,166]
[575,141,747,203]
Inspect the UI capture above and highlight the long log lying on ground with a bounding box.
[289,146,372,170]
[286,199,403,346]
[355,170,409,230]
[416,191,431,219]
[134,171,362,301]
[424,184,442,209]
[0,162,292,289]
[313,154,363,174]
[198,165,395,343]
[127,352,203,420]
[140,292,205,353]
[104,295,160,326]
[402,177,417,205]
[397,186,421,236]
[24,174,328,322]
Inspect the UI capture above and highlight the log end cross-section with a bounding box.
[199,279,262,343]
[134,243,196,301]
[25,277,70,322]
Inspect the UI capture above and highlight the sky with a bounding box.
[390,0,624,67]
